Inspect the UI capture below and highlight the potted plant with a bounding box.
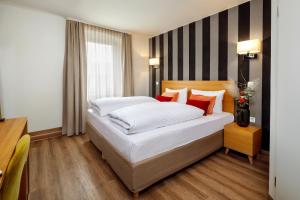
[226,79,258,127]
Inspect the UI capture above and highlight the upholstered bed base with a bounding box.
[87,121,223,194]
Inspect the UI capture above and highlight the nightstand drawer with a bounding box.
[224,131,253,155]
[224,123,262,156]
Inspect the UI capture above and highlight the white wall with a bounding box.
[132,33,150,96]
[0,4,150,132]
[269,0,278,198]
[0,4,65,132]
[270,0,300,199]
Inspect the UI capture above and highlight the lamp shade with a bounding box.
[149,58,160,66]
[237,39,261,55]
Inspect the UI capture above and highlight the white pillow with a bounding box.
[166,88,188,104]
[191,89,225,113]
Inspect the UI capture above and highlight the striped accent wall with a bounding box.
[149,0,271,150]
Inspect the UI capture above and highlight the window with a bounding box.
[85,26,123,100]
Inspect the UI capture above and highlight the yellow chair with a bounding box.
[0,134,30,200]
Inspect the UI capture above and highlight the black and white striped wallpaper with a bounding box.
[149,0,271,150]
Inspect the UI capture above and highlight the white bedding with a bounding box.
[108,102,204,134]
[90,96,157,116]
[88,109,234,163]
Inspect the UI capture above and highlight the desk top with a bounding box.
[0,118,27,189]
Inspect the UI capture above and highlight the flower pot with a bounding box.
[236,106,250,127]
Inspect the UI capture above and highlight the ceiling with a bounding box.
[1,0,249,36]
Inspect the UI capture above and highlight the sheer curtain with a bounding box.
[85,25,124,101]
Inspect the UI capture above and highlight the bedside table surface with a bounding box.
[225,122,260,133]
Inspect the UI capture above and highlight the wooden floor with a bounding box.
[29,135,269,200]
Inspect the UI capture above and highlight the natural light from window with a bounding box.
[86,41,123,100]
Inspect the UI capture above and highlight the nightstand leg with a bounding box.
[101,153,105,161]
[248,156,254,165]
[225,148,230,155]
[133,192,139,198]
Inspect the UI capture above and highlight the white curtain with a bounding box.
[85,25,124,100]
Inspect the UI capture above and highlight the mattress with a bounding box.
[87,109,234,164]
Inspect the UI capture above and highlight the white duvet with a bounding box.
[108,102,204,134]
[90,96,157,116]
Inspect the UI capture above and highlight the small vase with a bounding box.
[236,106,250,127]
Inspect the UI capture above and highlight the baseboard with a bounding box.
[261,150,270,155]
[29,127,62,142]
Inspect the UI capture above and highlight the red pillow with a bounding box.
[156,95,173,102]
[189,94,216,114]
[186,99,210,115]
[162,92,179,102]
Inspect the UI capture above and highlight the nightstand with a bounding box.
[224,122,262,164]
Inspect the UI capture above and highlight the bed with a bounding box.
[86,80,235,197]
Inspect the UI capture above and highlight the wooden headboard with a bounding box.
[162,80,235,114]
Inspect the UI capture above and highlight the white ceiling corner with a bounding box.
[1,0,249,36]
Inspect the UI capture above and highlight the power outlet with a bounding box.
[250,117,256,123]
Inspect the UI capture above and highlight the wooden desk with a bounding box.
[0,118,28,199]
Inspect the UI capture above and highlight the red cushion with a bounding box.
[186,99,210,115]
[156,95,173,102]
[189,94,216,114]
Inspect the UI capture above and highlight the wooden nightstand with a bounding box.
[224,122,262,164]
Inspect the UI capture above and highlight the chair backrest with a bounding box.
[0,134,30,200]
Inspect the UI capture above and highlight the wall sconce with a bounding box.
[149,58,160,68]
[237,39,261,59]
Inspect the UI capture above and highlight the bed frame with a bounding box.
[87,80,234,197]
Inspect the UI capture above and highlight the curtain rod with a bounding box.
[66,17,130,34]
